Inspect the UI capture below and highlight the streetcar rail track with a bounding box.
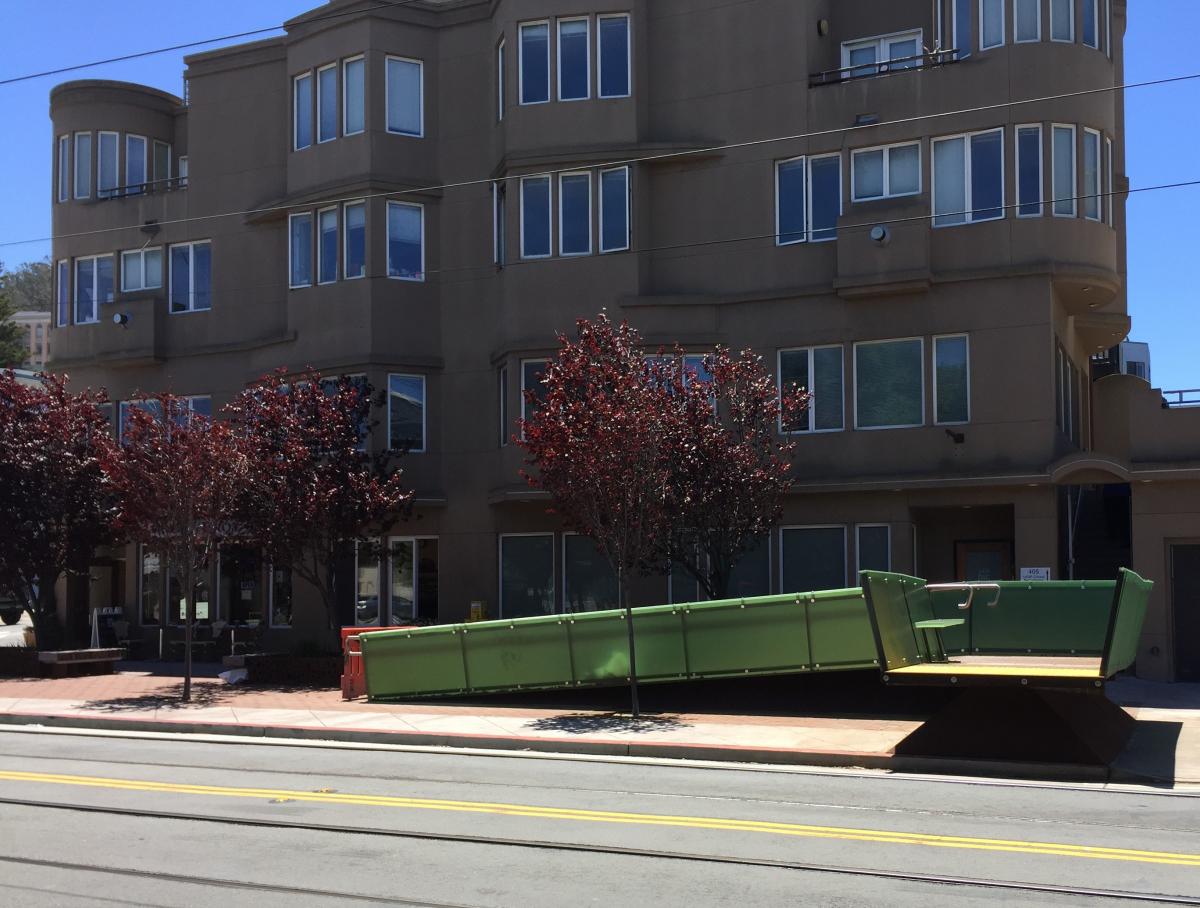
[1,795,1197,905]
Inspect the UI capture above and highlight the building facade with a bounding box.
[47,0,1200,680]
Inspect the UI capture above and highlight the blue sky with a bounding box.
[1,1,1197,390]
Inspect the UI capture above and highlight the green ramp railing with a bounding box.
[360,587,877,701]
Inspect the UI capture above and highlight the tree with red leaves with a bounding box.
[108,393,250,701]
[227,371,413,638]
[660,348,809,601]
[0,371,118,650]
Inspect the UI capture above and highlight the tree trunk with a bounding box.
[30,581,61,652]
[619,565,640,719]
[182,561,194,703]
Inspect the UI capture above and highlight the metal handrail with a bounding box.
[925,582,1002,610]
[97,176,188,200]
[808,48,959,88]
[1163,389,1200,408]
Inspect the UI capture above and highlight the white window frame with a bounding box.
[520,357,550,426]
[73,132,91,199]
[97,130,119,199]
[385,55,425,138]
[557,17,591,102]
[120,247,163,292]
[343,200,367,280]
[807,152,843,244]
[317,62,338,144]
[931,127,1006,228]
[775,155,807,246]
[1013,0,1042,43]
[979,0,1005,50]
[519,20,552,106]
[599,166,631,253]
[1082,127,1103,221]
[125,134,147,193]
[597,13,633,99]
[343,55,366,136]
[1082,0,1100,48]
[1050,0,1075,42]
[933,333,971,426]
[850,141,922,202]
[385,534,437,625]
[1015,123,1044,218]
[498,533,556,618]
[288,212,314,289]
[74,254,111,325]
[1105,0,1112,57]
[293,72,313,151]
[779,525,849,591]
[386,200,426,282]
[56,259,69,327]
[953,0,972,57]
[855,524,892,575]
[493,181,507,265]
[852,337,926,431]
[777,346,845,434]
[1105,135,1114,226]
[840,28,923,74]
[1052,123,1078,218]
[168,240,212,314]
[387,373,427,454]
[557,171,592,257]
[152,140,172,186]
[497,38,506,120]
[178,156,189,188]
[520,175,553,259]
[57,135,69,203]
[317,205,339,285]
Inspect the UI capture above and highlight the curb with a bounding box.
[0,710,1113,783]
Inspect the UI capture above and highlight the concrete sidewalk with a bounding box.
[0,669,1197,784]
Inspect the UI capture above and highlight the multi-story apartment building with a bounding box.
[47,0,1200,681]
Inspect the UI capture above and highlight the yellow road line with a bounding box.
[2,769,1198,867]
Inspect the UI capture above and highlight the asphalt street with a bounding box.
[0,727,1198,907]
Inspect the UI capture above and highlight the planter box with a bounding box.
[0,648,40,678]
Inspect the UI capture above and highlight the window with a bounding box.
[386,57,423,137]
[979,0,1005,48]
[521,176,552,258]
[857,525,891,574]
[842,30,923,77]
[778,346,844,432]
[559,172,591,255]
[118,399,166,441]
[73,132,91,199]
[497,39,506,120]
[564,534,618,613]
[289,213,313,288]
[600,166,630,253]
[854,338,924,430]
[387,201,424,280]
[355,540,384,626]
[318,64,337,143]
[558,18,590,101]
[140,547,163,625]
[388,374,426,452]
[1051,0,1074,41]
[498,365,509,446]
[120,248,163,292]
[1083,128,1102,221]
[954,0,972,57]
[1105,136,1114,226]
[932,128,1004,226]
[126,135,147,193]
[74,255,113,324]
[270,565,293,627]
[56,260,69,327]
[294,73,313,150]
[344,201,366,279]
[1016,124,1043,217]
[781,527,847,593]
[493,182,507,265]
[934,334,970,424]
[1105,0,1112,56]
[521,358,549,423]
[343,56,365,136]
[729,536,771,599]
[500,534,555,617]
[851,142,920,201]
[57,136,69,202]
[1083,0,1099,47]
[169,241,212,313]
[776,154,841,244]
[1015,0,1041,42]
[598,13,631,97]
[1052,124,1077,217]
[178,156,189,188]
[153,141,171,186]
[98,131,119,199]
[388,537,439,624]
[520,21,550,104]
[318,207,338,284]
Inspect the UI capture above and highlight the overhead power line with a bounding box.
[3,70,1197,252]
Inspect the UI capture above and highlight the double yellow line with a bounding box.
[3,769,1199,867]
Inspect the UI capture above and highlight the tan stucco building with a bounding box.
[47,0,1200,681]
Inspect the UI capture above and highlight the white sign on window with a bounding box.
[1019,567,1052,581]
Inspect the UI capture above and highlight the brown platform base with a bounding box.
[37,649,123,678]
[892,687,1135,765]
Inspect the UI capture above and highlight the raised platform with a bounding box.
[885,655,1104,688]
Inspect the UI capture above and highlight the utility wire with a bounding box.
[0,0,430,87]
[5,70,1198,252]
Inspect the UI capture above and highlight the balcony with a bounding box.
[808,49,960,89]
[1164,389,1200,409]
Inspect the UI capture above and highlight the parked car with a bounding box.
[0,596,24,626]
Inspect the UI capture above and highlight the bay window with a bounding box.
[294,72,313,150]
[318,64,337,143]
[121,247,163,292]
[74,255,113,324]
[344,56,365,135]
[776,153,841,244]
[169,241,212,313]
[778,346,844,433]
[598,14,631,98]
[318,207,338,284]
[388,374,426,452]
[73,132,91,199]
[344,201,366,279]
[1015,0,1041,42]
[289,213,313,288]
[153,141,171,186]
[56,260,69,327]
[980,0,1004,49]
[558,172,591,256]
[520,22,550,104]
[1083,0,1100,48]
[126,134,147,193]
[98,131,119,198]
[558,18,590,101]
[932,128,1004,226]
[1083,128,1102,221]
[1016,124,1043,217]
[854,338,924,430]
[57,136,69,202]
[386,56,423,137]
[851,142,920,202]
[521,176,552,258]
[599,166,630,253]
[1053,124,1077,217]
[386,201,424,280]
[1051,0,1074,41]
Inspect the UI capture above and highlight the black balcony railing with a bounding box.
[808,48,960,88]
[97,176,188,201]
[1163,389,1200,409]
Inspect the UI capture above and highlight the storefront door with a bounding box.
[1171,544,1200,682]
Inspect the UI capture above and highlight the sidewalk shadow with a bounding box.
[79,682,235,712]
[525,712,689,735]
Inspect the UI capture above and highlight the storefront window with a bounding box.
[140,548,162,625]
[500,534,554,617]
[563,534,618,612]
[220,545,264,626]
[356,539,383,626]
[270,566,293,627]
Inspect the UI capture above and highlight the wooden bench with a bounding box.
[38,648,124,678]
